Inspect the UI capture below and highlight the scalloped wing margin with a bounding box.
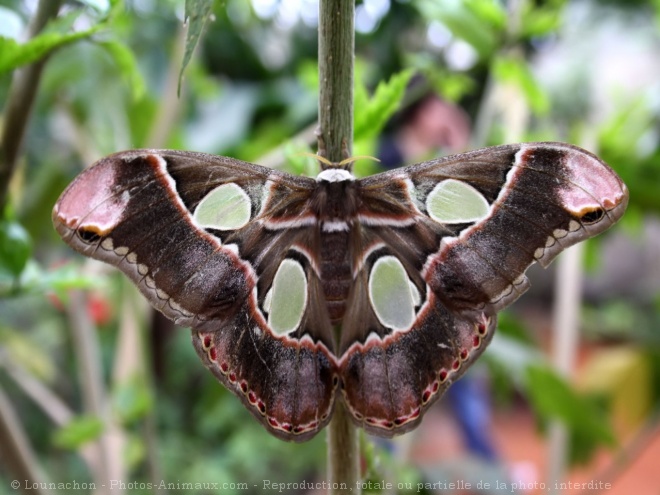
[53,151,339,441]
[337,142,628,434]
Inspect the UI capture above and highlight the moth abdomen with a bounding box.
[319,229,353,324]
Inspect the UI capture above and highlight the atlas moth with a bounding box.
[53,142,628,441]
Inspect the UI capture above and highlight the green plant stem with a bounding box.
[318,1,360,494]
[327,400,360,494]
[318,0,354,161]
[0,0,63,211]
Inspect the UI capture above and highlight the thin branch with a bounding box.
[317,1,360,493]
[0,386,52,495]
[0,0,63,210]
[116,284,165,495]
[547,131,597,489]
[0,351,72,426]
[0,351,101,473]
[67,291,117,493]
[547,242,584,491]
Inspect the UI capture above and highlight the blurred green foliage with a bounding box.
[0,217,31,280]
[52,415,105,450]
[1,0,659,493]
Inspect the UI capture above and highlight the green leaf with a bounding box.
[417,0,504,59]
[97,39,146,100]
[433,71,475,102]
[37,262,99,293]
[179,0,214,95]
[484,333,544,387]
[404,55,477,101]
[520,5,563,38]
[525,366,615,463]
[354,68,414,142]
[53,416,104,449]
[124,433,147,469]
[496,311,536,345]
[0,326,56,380]
[598,96,654,158]
[464,0,507,31]
[113,376,153,424]
[492,55,550,115]
[0,258,100,298]
[0,220,32,278]
[0,24,102,74]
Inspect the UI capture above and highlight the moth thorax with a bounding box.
[311,180,359,220]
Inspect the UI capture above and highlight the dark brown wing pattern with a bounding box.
[53,142,628,441]
[53,150,337,441]
[338,142,627,436]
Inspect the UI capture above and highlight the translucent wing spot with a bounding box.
[408,280,421,307]
[194,183,252,230]
[426,179,489,224]
[267,259,308,335]
[263,288,273,313]
[368,256,416,331]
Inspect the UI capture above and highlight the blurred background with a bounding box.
[0,0,659,494]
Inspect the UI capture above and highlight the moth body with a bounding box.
[312,172,360,324]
